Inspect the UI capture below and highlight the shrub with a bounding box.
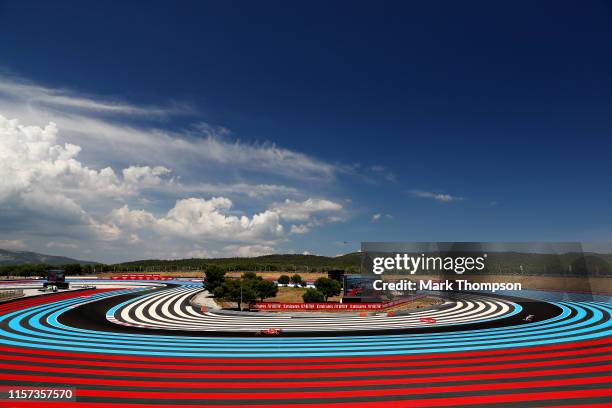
[314,277,342,301]
[302,288,325,303]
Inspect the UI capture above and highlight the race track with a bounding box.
[104,285,521,332]
[0,279,610,407]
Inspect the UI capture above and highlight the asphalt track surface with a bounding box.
[98,285,524,333]
[0,280,610,407]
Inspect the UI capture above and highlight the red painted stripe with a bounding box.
[1,354,609,379]
[546,404,612,408]
[57,376,612,399]
[3,388,612,408]
[1,337,610,365]
[0,363,608,389]
[8,343,611,372]
[0,290,116,315]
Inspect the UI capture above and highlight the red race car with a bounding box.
[420,317,437,324]
[257,328,283,335]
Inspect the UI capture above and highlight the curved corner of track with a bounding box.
[0,279,610,407]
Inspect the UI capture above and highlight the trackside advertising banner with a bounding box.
[255,299,413,310]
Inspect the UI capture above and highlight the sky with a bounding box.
[0,1,611,263]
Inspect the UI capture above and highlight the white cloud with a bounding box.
[170,182,300,198]
[122,166,172,188]
[290,224,310,234]
[0,75,192,117]
[183,248,216,258]
[0,239,26,250]
[372,213,392,222]
[157,198,283,241]
[94,223,122,241]
[109,205,157,230]
[223,244,275,257]
[0,115,176,206]
[270,198,343,221]
[0,74,361,262]
[108,197,284,243]
[411,190,463,202]
[0,75,338,183]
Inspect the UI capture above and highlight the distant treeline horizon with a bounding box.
[0,251,611,277]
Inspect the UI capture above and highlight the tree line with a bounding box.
[204,267,342,309]
[0,263,101,277]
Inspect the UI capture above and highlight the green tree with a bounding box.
[302,288,325,302]
[205,266,226,293]
[278,275,290,285]
[242,271,259,281]
[290,274,302,287]
[314,277,341,301]
[255,279,278,301]
[222,279,257,310]
[63,264,82,275]
[212,285,225,299]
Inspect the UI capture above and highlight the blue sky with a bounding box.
[0,1,611,263]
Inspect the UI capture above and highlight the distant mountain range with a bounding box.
[0,249,97,266]
[117,252,362,272]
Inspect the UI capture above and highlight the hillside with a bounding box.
[114,251,611,277]
[116,253,362,273]
[0,249,97,266]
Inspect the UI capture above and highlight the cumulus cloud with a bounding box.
[270,198,343,221]
[0,74,363,261]
[157,198,283,241]
[108,197,284,243]
[122,166,172,189]
[0,115,175,205]
[411,190,463,203]
[0,114,181,243]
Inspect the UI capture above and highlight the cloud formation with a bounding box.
[0,111,345,261]
[270,198,343,221]
[411,190,463,203]
[0,74,369,262]
[0,75,339,183]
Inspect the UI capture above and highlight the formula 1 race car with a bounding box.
[419,317,437,324]
[257,328,283,335]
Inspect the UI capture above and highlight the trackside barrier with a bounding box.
[110,274,172,281]
[255,295,427,311]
